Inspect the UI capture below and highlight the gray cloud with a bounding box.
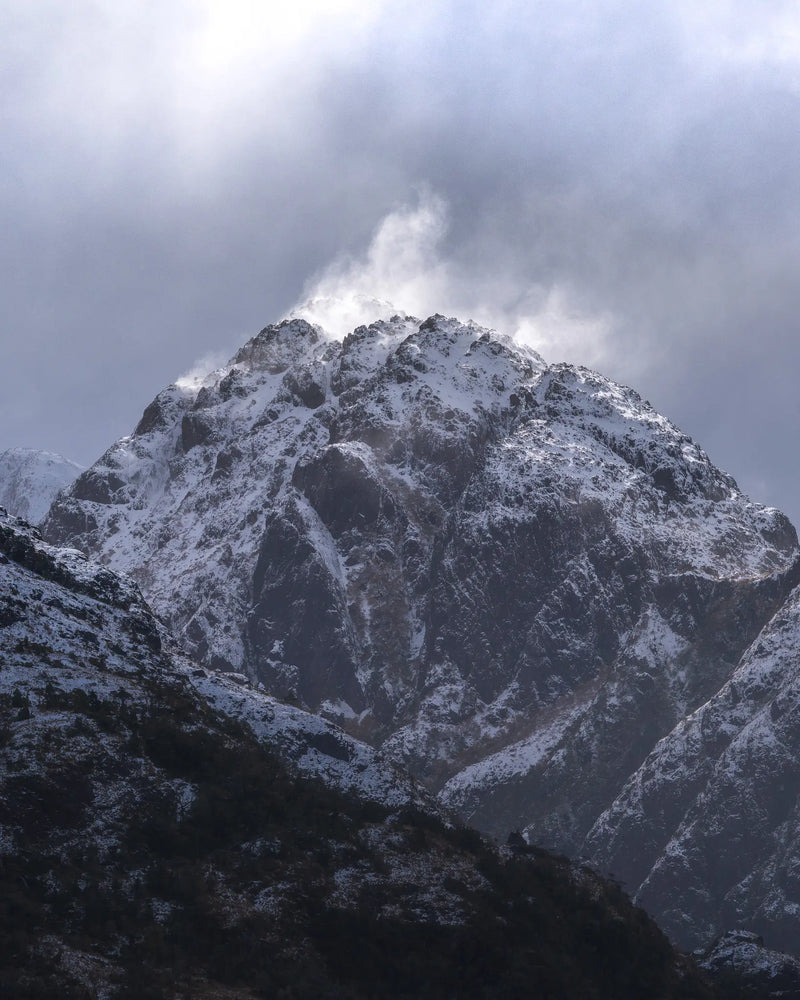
[2,1,800,521]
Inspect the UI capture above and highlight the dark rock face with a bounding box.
[72,468,126,503]
[134,397,170,436]
[42,313,800,949]
[249,496,364,709]
[181,411,216,451]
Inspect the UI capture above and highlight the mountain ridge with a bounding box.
[42,312,800,950]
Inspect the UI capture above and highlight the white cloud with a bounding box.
[288,189,450,336]
[175,350,230,390]
[0,0,388,193]
[673,1,800,77]
[288,188,615,366]
[512,289,613,371]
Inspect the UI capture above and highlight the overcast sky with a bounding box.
[3,1,800,523]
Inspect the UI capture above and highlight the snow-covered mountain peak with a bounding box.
[44,310,798,696]
[231,316,324,375]
[0,447,82,523]
[41,311,800,951]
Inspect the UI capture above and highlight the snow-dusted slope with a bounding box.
[0,505,430,812]
[585,581,800,952]
[43,313,800,949]
[700,930,800,998]
[0,447,82,523]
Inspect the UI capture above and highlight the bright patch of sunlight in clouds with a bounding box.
[187,0,382,73]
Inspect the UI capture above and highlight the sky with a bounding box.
[3,1,800,523]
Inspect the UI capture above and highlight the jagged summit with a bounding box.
[42,312,800,949]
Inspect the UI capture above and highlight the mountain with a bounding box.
[700,931,800,999]
[0,447,82,523]
[585,580,800,952]
[0,507,720,998]
[42,313,800,950]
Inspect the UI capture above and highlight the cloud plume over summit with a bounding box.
[288,190,613,371]
[3,0,800,520]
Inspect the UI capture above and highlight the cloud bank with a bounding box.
[2,0,800,521]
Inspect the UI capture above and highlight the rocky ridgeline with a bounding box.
[43,314,800,950]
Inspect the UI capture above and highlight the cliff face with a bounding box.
[43,313,800,948]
